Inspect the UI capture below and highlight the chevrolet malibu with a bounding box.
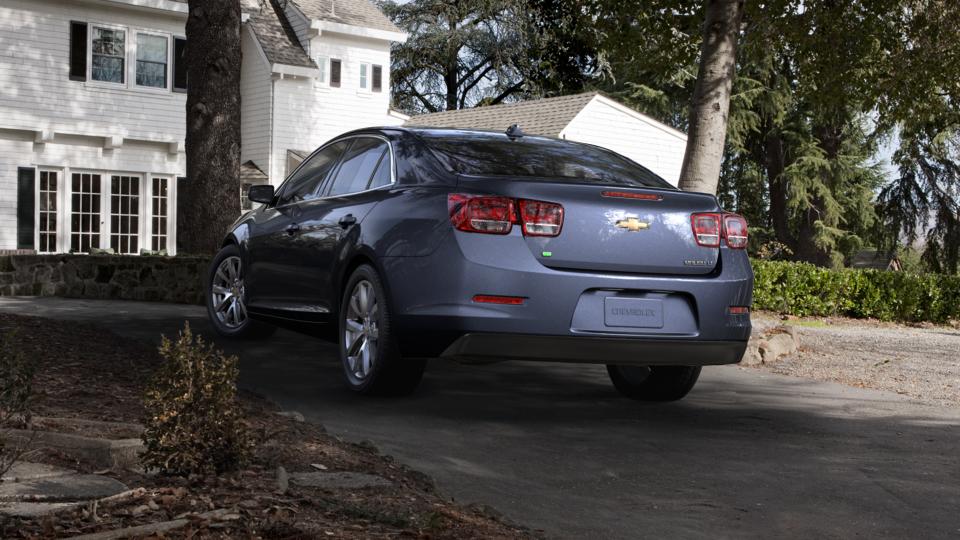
[206,127,753,400]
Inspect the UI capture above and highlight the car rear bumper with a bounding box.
[440,333,748,366]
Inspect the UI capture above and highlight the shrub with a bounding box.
[141,322,250,476]
[751,260,960,323]
[0,329,35,477]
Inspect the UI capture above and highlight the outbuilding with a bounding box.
[407,92,688,186]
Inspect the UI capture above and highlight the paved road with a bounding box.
[4,297,959,539]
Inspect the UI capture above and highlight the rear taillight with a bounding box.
[448,194,564,237]
[448,194,516,234]
[518,199,564,237]
[723,214,748,249]
[691,212,748,249]
[691,213,722,247]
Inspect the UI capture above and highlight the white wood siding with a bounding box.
[561,98,687,186]
[0,0,187,143]
[240,27,273,176]
[0,0,186,251]
[269,33,402,182]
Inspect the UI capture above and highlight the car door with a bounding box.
[245,141,348,312]
[289,136,395,314]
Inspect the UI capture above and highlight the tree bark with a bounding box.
[678,0,744,194]
[178,0,242,255]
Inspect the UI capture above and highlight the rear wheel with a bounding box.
[206,244,275,339]
[606,365,701,402]
[339,264,425,396]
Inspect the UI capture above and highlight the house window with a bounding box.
[110,175,140,254]
[315,56,327,84]
[151,177,168,252]
[136,33,168,88]
[330,59,341,87]
[372,65,382,92]
[91,27,125,84]
[70,173,102,253]
[359,63,368,89]
[38,171,58,253]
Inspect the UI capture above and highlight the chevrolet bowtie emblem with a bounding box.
[616,217,650,231]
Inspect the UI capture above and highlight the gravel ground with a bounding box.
[749,312,960,407]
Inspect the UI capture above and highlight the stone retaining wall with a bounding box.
[0,255,209,305]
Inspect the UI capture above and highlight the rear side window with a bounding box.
[420,133,674,189]
[278,141,348,205]
[326,138,390,196]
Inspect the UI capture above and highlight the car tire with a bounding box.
[206,244,276,339]
[339,264,425,396]
[606,365,701,402]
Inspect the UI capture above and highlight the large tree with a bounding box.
[677,0,744,195]
[178,0,243,255]
[382,0,536,113]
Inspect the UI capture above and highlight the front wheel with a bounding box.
[606,365,701,402]
[339,264,425,396]
[206,244,275,339]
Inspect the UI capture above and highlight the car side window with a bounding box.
[368,149,392,189]
[277,141,348,205]
[326,138,390,197]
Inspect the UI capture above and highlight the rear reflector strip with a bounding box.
[472,295,525,305]
[728,306,750,315]
[601,191,663,201]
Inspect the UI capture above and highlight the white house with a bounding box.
[408,92,688,186]
[0,0,406,255]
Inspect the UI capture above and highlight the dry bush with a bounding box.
[141,323,250,476]
[0,329,35,477]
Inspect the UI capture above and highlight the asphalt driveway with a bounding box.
[3,297,959,539]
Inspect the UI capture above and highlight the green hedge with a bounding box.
[751,260,960,323]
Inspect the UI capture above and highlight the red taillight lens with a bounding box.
[601,191,663,201]
[449,194,564,237]
[691,213,722,247]
[728,306,750,315]
[448,194,516,234]
[473,294,525,305]
[518,199,564,237]
[691,212,749,249]
[723,214,748,249]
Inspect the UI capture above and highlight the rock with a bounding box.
[276,411,305,423]
[0,501,85,518]
[741,339,763,366]
[310,463,328,471]
[289,471,391,490]
[1,462,76,483]
[0,474,128,503]
[276,466,289,494]
[759,332,798,363]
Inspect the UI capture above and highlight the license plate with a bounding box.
[604,298,664,328]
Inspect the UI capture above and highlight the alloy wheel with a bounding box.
[344,279,379,381]
[211,255,248,329]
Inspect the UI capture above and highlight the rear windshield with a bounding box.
[418,132,675,189]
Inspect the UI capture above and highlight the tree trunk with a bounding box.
[178,0,242,256]
[678,0,744,195]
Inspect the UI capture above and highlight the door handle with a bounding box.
[338,214,357,229]
[285,223,301,235]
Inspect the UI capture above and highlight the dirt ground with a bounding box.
[0,313,535,538]
[750,312,960,407]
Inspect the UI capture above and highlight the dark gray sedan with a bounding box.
[206,127,753,400]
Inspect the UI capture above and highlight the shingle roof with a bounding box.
[244,0,316,68]
[292,0,402,34]
[240,161,269,183]
[407,93,600,137]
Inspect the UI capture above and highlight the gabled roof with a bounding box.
[291,0,402,34]
[240,160,269,183]
[243,0,316,69]
[407,93,601,137]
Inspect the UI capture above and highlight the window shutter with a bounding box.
[69,22,87,81]
[372,65,382,92]
[173,37,187,92]
[330,59,341,87]
[17,167,36,250]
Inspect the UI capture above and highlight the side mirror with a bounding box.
[248,184,275,205]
